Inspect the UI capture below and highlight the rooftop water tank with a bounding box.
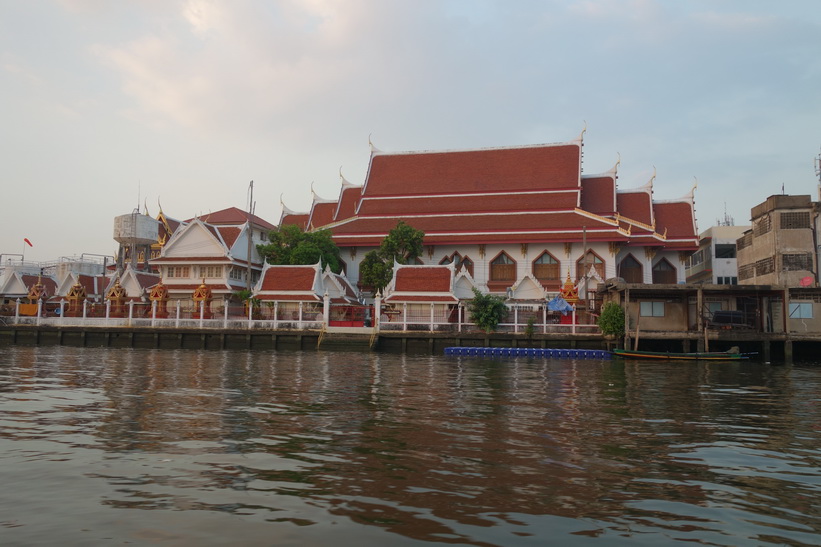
[113,212,160,245]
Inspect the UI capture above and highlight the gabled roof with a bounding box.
[253,262,323,301]
[283,136,698,252]
[383,263,458,303]
[0,273,58,298]
[192,206,276,230]
[54,273,109,298]
[334,182,362,222]
[363,141,582,197]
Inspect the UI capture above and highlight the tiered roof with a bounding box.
[280,136,699,251]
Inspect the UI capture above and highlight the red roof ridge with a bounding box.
[370,138,581,158]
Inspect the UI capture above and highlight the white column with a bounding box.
[128,300,134,325]
[223,300,229,328]
[82,299,88,320]
[298,302,304,329]
[274,301,279,329]
[571,306,576,334]
[514,306,519,333]
[543,303,547,334]
[14,298,20,322]
[430,302,435,332]
[105,299,111,320]
[323,291,330,329]
[175,300,181,328]
[36,299,42,326]
[457,303,462,333]
[403,302,407,331]
[199,300,205,328]
[374,292,382,331]
[59,300,66,322]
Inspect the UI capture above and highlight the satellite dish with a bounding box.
[800,276,814,287]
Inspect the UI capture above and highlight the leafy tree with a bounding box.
[597,302,625,338]
[359,221,425,293]
[257,225,342,273]
[468,287,508,333]
[359,250,393,293]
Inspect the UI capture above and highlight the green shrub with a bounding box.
[597,302,625,337]
[468,288,508,333]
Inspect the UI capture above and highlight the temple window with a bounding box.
[576,251,604,280]
[532,252,559,283]
[490,252,516,282]
[652,258,677,284]
[440,252,474,277]
[166,266,191,278]
[618,254,643,284]
[199,266,222,278]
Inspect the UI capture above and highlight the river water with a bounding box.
[1,346,819,546]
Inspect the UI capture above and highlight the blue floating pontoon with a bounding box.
[444,347,611,360]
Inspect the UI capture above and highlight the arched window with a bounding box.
[532,251,560,283]
[490,252,516,282]
[460,256,474,278]
[439,252,474,277]
[619,254,643,284]
[652,258,677,284]
[576,251,604,280]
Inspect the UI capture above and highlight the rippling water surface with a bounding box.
[1,346,819,545]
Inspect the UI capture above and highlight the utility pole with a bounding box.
[246,180,255,291]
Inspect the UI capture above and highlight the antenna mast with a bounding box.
[246,180,255,291]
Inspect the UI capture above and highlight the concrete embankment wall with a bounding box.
[1,325,612,354]
[1,325,816,361]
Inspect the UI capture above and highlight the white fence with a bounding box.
[2,299,601,335]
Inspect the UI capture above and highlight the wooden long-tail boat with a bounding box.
[612,347,750,361]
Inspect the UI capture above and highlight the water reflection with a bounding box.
[1,346,820,545]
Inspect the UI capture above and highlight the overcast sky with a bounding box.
[2,0,820,263]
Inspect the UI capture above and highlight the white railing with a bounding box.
[1,299,601,335]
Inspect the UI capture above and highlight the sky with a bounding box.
[2,0,820,263]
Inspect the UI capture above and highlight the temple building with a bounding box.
[280,133,700,305]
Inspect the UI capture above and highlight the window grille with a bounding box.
[782,253,813,271]
[738,264,755,280]
[753,215,772,237]
[755,257,774,275]
[780,211,810,230]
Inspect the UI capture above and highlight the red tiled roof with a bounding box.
[20,275,58,295]
[355,190,579,217]
[281,213,309,230]
[259,267,317,292]
[394,266,451,292]
[653,201,698,242]
[580,176,616,215]
[364,143,581,196]
[384,294,458,302]
[217,226,241,249]
[617,190,653,226]
[75,274,107,296]
[256,293,322,301]
[329,212,626,246]
[191,207,277,230]
[308,201,336,229]
[335,185,362,221]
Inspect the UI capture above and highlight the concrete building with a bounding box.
[686,225,749,284]
[736,195,818,287]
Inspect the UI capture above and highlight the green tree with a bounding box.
[468,287,508,333]
[257,225,342,273]
[597,302,625,338]
[359,221,425,293]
